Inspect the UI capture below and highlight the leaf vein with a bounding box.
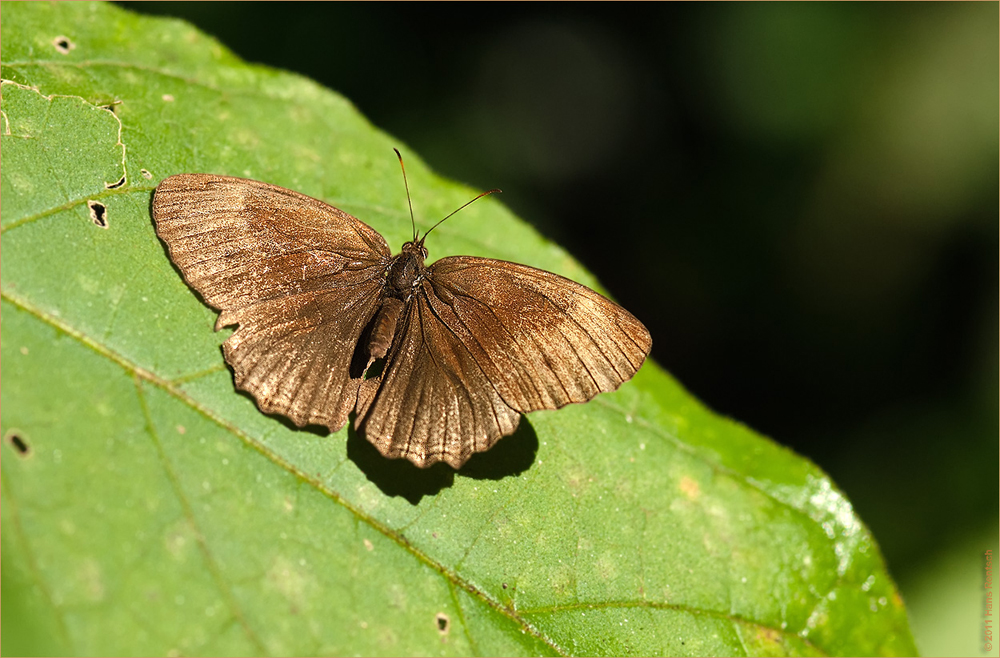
[0,470,75,651]
[132,374,269,654]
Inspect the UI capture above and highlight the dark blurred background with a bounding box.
[121,3,998,654]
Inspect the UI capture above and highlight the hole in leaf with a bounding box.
[105,175,126,189]
[141,169,153,180]
[53,36,75,54]
[87,200,108,228]
[5,430,30,457]
[435,613,449,635]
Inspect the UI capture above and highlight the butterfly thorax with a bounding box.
[365,241,429,364]
[386,241,428,298]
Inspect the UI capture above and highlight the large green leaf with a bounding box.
[1,3,916,655]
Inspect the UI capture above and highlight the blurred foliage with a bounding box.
[110,2,999,654]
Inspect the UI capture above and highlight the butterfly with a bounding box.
[151,152,651,468]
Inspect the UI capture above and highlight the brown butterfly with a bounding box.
[151,152,651,468]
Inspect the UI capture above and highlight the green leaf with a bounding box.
[2,3,916,655]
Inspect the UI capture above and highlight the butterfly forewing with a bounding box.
[152,174,391,430]
[425,257,651,410]
[152,175,390,310]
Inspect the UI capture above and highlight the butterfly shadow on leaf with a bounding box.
[346,417,539,505]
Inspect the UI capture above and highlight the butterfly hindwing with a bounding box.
[356,291,521,468]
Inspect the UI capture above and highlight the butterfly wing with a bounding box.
[355,290,522,469]
[357,256,651,468]
[152,174,391,430]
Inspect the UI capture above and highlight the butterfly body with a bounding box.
[152,173,651,468]
[364,242,427,363]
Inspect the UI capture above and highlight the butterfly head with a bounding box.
[401,240,429,260]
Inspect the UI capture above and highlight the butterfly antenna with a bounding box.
[421,188,502,242]
[394,148,418,242]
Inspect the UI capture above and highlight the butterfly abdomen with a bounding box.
[367,297,405,362]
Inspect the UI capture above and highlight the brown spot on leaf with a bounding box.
[679,475,700,500]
